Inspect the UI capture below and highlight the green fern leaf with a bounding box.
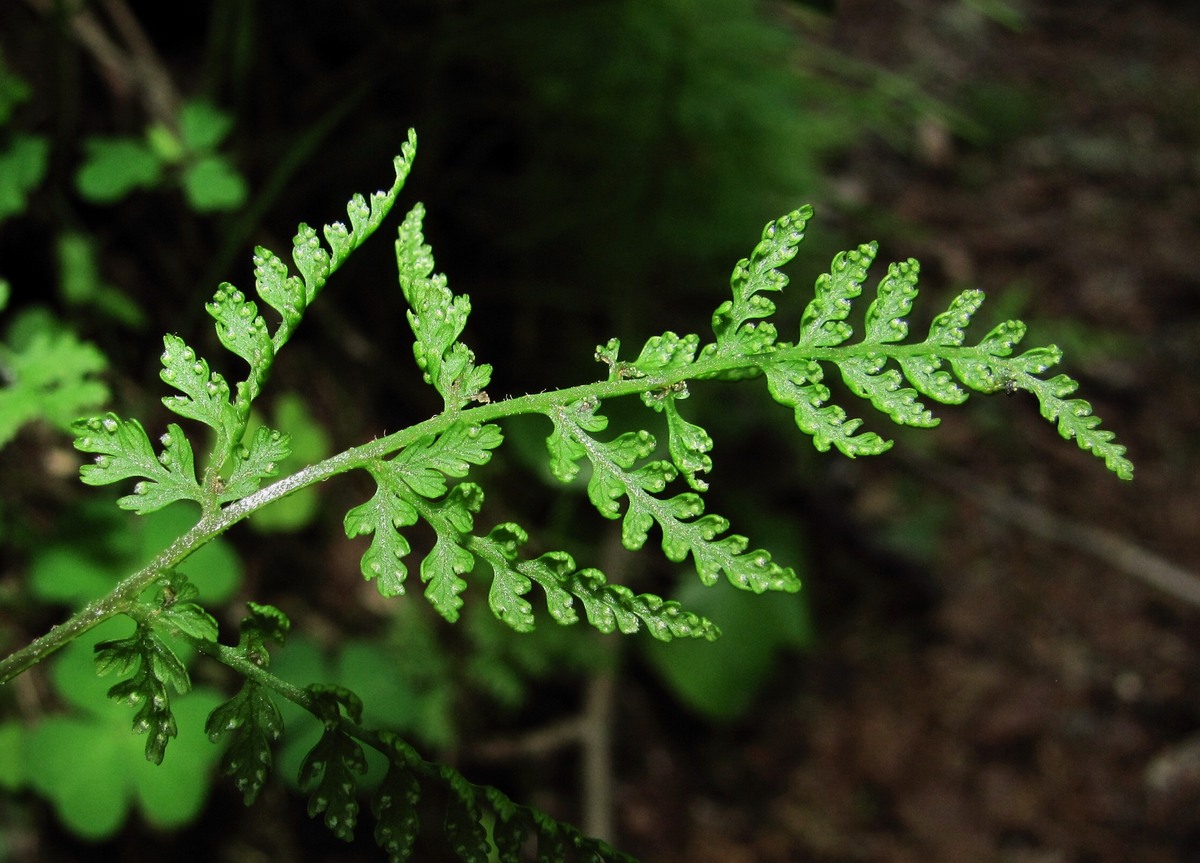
[1027,371,1134,479]
[895,353,969,405]
[94,622,190,764]
[594,332,702,383]
[550,405,799,594]
[289,130,419,307]
[798,242,875,347]
[299,726,366,841]
[711,205,812,355]
[475,524,537,631]
[299,687,367,842]
[219,425,291,502]
[73,415,204,513]
[206,284,275,408]
[154,572,219,643]
[373,736,423,863]
[928,287,985,346]
[839,354,938,428]
[158,335,240,448]
[205,681,283,805]
[236,601,291,664]
[343,470,419,597]
[417,484,483,622]
[864,258,920,344]
[252,246,306,331]
[204,603,290,805]
[440,770,491,863]
[764,358,892,457]
[396,203,492,410]
[584,429,658,519]
[345,422,500,602]
[391,422,503,498]
[421,531,475,622]
[471,524,721,640]
[291,224,331,305]
[545,397,608,482]
[660,395,713,491]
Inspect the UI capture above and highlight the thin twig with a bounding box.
[98,0,181,126]
[942,470,1200,607]
[22,0,182,128]
[471,717,588,761]
[581,671,616,841]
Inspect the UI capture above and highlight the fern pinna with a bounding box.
[0,130,1131,862]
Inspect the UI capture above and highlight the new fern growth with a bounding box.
[0,130,1132,862]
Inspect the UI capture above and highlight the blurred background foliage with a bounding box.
[0,0,1042,857]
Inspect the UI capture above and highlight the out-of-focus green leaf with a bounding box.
[178,100,235,151]
[642,575,812,721]
[0,309,108,448]
[75,138,162,203]
[14,619,223,840]
[0,134,48,221]
[182,155,248,211]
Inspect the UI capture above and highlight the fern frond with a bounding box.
[94,625,189,764]
[344,421,502,609]
[547,402,800,593]
[472,524,721,640]
[709,205,812,356]
[74,414,204,513]
[797,242,875,347]
[205,604,290,804]
[73,135,418,514]
[1026,370,1134,479]
[299,686,368,841]
[205,681,282,805]
[395,203,493,411]
[714,226,1136,477]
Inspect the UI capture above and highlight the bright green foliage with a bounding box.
[473,524,721,640]
[73,130,418,516]
[691,207,1133,478]
[546,400,800,594]
[76,415,205,514]
[76,99,247,211]
[0,296,109,448]
[344,429,499,610]
[0,138,1135,862]
[396,204,493,411]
